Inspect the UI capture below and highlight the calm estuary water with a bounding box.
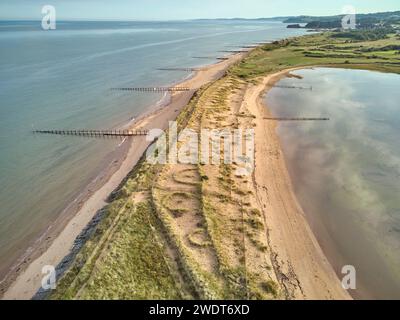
[265,68,400,299]
[0,20,307,282]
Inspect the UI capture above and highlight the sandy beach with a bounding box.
[1,51,249,300]
[246,68,351,299]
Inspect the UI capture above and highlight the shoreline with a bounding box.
[248,67,351,299]
[261,66,400,300]
[1,50,249,300]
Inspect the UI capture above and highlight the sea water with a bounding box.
[265,68,400,299]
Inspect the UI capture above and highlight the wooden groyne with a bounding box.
[33,129,149,137]
[192,56,229,60]
[111,87,190,92]
[157,67,201,72]
[219,50,249,53]
[232,45,258,48]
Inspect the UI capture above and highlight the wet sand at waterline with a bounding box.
[265,68,400,299]
[245,69,351,299]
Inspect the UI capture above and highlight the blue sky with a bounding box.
[0,0,399,20]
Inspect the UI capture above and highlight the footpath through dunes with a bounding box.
[151,76,280,299]
[50,74,283,299]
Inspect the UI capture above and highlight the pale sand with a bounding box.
[247,68,351,299]
[2,52,247,300]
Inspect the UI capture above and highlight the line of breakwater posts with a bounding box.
[231,45,259,48]
[264,117,329,121]
[192,57,229,60]
[33,129,149,137]
[111,87,190,92]
[268,84,313,90]
[157,67,202,72]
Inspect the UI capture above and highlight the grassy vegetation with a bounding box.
[331,28,395,41]
[230,32,400,79]
[51,160,190,299]
[284,10,400,27]
[71,202,184,300]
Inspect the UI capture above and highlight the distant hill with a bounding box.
[192,11,400,27]
[283,10,400,28]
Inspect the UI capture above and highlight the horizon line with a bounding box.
[1,9,399,22]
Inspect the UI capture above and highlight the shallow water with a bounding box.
[0,20,307,280]
[265,68,400,299]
